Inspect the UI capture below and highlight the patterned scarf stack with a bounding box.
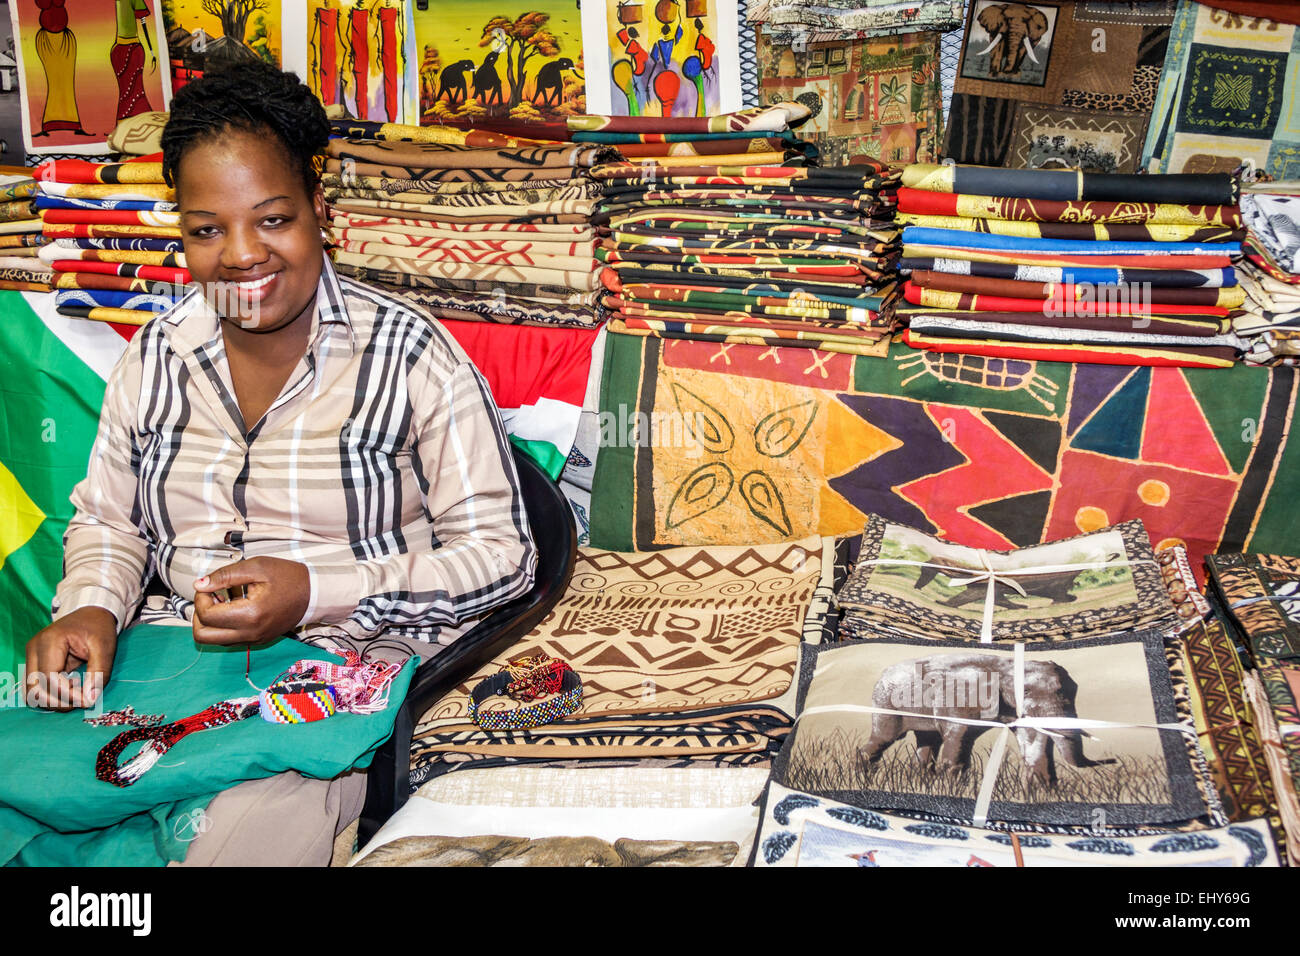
[1235,183,1300,365]
[31,157,189,330]
[324,119,613,330]
[580,104,903,356]
[0,177,51,293]
[896,162,1249,368]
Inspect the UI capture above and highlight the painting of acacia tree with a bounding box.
[415,2,584,124]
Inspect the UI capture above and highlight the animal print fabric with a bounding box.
[838,515,1178,643]
[1205,552,1300,665]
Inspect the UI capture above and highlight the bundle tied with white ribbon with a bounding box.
[800,642,1199,828]
[849,550,1160,643]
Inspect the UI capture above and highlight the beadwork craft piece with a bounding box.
[83,706,165,728]
[469,656,584,731]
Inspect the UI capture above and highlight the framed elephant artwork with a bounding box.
[770,632,1219,832]
[960,1,1061,89]
[838,516,1178,644]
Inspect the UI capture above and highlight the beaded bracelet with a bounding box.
[258,679,339,724]
[469,669,583,731]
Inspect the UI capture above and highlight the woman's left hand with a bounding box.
[192,557,310,645]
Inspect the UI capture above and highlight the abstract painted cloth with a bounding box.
[33,197,177,213]
[902,163,1236,206]
[323,174,603,201]
[0,234,49,249]
[331,213,594,242]
[52,236,183,254]
[50,261,191,285]
[769,631,1219,832]
[408,539,822,785]
[945,6,1173,170]
[54,289,178,312]
[902,329,1238,369]
[39,246,186,269]
[55,304,170,327]
[331,262,601,306]
[1205,552,1300,665]
[0,623,415,866]
[324,160,586,185]
[332,229,595,260]
[753,782,1276,867]
[905,313,1231,343]
[899,246,1232,271]
[897,186,1242,227]
[332,250,604,293]
[38,209,181,228]
[589,333,1300,569]
[52,273,186,295]
[1143,2,1300,178]
[362,284,603,330]
[42,223,183,240]
[567,103,811,133]
[325,140,615,171]
[352,764,772,867]
[1243,669,1300,865]
[837,515,1176,644]
[334,241,596,272]
[609,319,891,358]
[0,181,38,202]
[329,197,596,222]
[756,29,946,168]
[37,182,176,203]
[901,256,1236,288]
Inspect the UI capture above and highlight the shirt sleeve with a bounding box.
[302,351,538,641]
[51,345,153,630]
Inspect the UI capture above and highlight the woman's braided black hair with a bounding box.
[161,60,330,197]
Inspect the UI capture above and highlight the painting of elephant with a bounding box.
[912,552,1123,609]
[965,2,1056,84]
[859,653,1114,789]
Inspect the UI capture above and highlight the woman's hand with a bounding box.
[192,557,310,646]
[25,607,118,710]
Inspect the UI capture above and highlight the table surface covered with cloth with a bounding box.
[0,623,415,866]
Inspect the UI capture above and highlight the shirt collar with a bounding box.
[162,252,356,358]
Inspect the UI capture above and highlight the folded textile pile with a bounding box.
[747,0,966,39]
[583,104,902,356]
[323,119,613,330]
[32,158,189,328]
[0,176,51,292]
[897,163,1247,368]
[407,538,831,787]
[1235,183,1300,365]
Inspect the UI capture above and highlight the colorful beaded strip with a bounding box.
[469,666,583,731]
[258,681,339,724]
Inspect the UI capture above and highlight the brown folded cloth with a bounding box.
[326,139,616,170]
[324,158,584,183]
[911,270,1246,308]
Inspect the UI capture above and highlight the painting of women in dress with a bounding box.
[9,0,171,154]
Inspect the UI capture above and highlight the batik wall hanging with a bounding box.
[755,28,944,168]
[837,515,1178,644]
[8,0,172,156]
[589,333,1300,579]
[352,764,771,866]
[1143,1,1300,178]
[944,1,1173,171]
[412,0,584,125]
[581,0,742,117]
[302,0,418,125]
[159,0,280,91]
[753,781,1277,867]
[746,0,965,39]
[769,631,1219,832]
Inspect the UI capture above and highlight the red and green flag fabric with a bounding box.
[439,320,599,480]
[0,292,129,677]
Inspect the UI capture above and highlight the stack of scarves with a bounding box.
[896,163,1248,369]
[407,538,829,787]
[1235,183,1300,366]
[32,157,189,327]
[323,119,613,330]
[0,177,51,292]
[581,104,903,356]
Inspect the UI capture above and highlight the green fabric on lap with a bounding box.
[0,623,416,866]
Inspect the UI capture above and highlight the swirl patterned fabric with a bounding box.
[1205,552,1300,665]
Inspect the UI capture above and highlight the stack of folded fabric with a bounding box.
[745,514,1281,867]
[323,119,613,330]
[32,158,189,327]
[583,104,902,357]
[1204,551,1300,864]
[1235,183,1300,366]
[896,163,1248,369]
[407,537,830,787]
[0,175,51,292]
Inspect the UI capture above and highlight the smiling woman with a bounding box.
[21,61,537,866]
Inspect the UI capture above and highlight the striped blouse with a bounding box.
[53,256,537,648]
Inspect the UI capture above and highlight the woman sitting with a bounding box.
[22,62,536,865]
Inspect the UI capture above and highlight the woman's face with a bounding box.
[177,129,327,333]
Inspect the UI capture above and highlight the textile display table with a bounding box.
[4,290,1300,677]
